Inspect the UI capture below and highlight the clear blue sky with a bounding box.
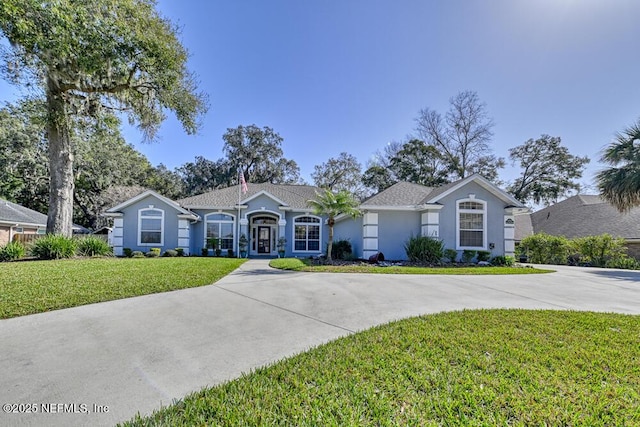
[2,0,640,189]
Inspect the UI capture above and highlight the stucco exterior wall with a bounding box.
[333,217,363,258]
[119,194,181,253]
[436,181,509,257]
[378,211,421,260]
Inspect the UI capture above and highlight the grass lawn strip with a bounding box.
[0,257,245,319]
[121,309,640,426]
[270,258,553,274]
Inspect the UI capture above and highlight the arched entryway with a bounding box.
[250,214,278,256]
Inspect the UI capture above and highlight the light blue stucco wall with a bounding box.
[436,181,508,257]
[120,194,181,253]
[333,217,363,258]
[378,211,422,260]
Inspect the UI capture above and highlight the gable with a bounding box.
[106,190,196,218]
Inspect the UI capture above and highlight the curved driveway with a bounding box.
[1,260,639,426]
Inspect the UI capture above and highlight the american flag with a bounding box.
[240,170,248,194]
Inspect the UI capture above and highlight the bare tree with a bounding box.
[415,91,503,181]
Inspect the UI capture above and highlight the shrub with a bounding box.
[163,249,178,257]
[131,251,144,258]
[30,234,77,260]
[520,233,571,265]
[332,239,353,260]
[123,248,133,258]
[76,236,113,257]
[444,249,458,263]
[0,241,26,261]
[572,234,628,267]
[175,248,184,257]
[477,250,491,262]
[605,257,640,270]
[146,248,161,258]
[491,255,515,267]
[227,249,234,258]
[461,250,476,263]
[201,248,208,257]
[405,235,444,264]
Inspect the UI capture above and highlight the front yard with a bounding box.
[0,257,245,319]
[121,309,640,426]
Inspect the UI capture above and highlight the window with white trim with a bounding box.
[205,213,235,250]
[138,208,164,245]
[456,200,486,249]
[294,216,321,252]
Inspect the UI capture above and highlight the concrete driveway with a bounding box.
[1,260,639,426]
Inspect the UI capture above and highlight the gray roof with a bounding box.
[0,198,48,226]
[516,195,640,240]
[178,183,323,210]
[361,182,437,206]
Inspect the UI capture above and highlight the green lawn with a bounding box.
[270,258,552,274]
[121,310,640,426]
[0,257,245,319]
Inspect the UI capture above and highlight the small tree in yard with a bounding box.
[307,189,361,262]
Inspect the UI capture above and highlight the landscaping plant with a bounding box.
[331,239,353,260]
[462,250,477,263]
[30,234,77,260]
[404,235,444,264]
[444,248,458,263]
[76,236,113,257]
[0,241,26,261]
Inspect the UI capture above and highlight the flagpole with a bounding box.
[237,167,242,258]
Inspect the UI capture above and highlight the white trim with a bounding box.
[241,190,289,207]
[137,207,165,247]
[456,198,487,250]
[292,214,322,253]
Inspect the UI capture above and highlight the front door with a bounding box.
[257,226,271,254]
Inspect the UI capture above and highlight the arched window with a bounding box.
[138,208,164,245]
[294,216,321,252]
[205,213,235,250]
[456,199,486,250]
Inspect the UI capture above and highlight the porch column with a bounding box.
[503,214,515,257]
[111,215,124,256]
[362,212,379,259]
[421,211,440,238]
[177,219,190,255]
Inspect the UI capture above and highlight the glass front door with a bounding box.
[258,226,271,254]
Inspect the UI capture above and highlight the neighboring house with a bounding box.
[515,195,640,259]
[0,198,48,246]
[104,174,528,260]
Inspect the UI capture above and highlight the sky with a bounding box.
[2,0,640,190]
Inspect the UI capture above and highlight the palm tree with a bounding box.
[597,118,640,212]
[307,189,361,262]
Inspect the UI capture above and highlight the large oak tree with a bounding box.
[0,0,207,236]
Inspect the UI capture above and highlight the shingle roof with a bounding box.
[517,195,640,240]
[361,182,437,206]
[178,183,323,210]
[0,198,48,226]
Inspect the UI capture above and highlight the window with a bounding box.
[138,208,164,245]
[206,213,235,250]
[457,200,486,249]
[294,216,321,252]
